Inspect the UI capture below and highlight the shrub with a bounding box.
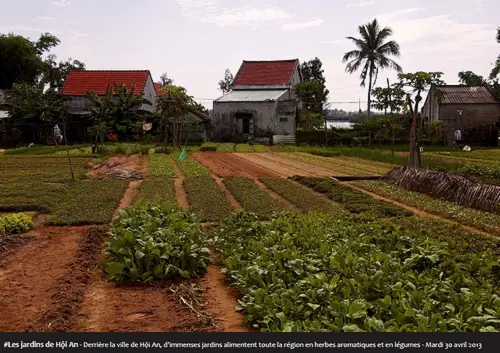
[200,142,217,152]
[235,144,251,152]
[140,146,150,155]
[154,145,172,154]
[102,202,210,282]
[0,213,34,235]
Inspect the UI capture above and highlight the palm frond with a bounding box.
[376,40,401,56]
[345,58,364,75]
[342,49,361,63]
[489,55,500,80]
[375,27,393,47]
[359,61,370,87]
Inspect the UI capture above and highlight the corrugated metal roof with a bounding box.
[439,85,499,104]
[215,90,287,102]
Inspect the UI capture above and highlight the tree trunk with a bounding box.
[367,63,373,119]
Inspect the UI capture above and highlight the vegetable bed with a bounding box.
[148,154,176,178]
[47,180,128,225]
[291,176,411,219]
[352,181,500,235]
[216,143,236,152]
[235,144,252,152]
[172,152,210,177]
[259,178,340,214]
[135,179,177,208]
[184,176,233,221]
[223,178,284,219]
[214,212,500,332]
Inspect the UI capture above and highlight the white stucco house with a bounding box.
[212,59,302,141]
[61,70,157,116]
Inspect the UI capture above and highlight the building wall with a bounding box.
[142,76,156,112]
[276,100,297,134]
[212,101,281,138]
[422,93,440,124]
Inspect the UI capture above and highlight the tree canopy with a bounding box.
[343,18,402,119]
[458,71,485,86]
[218,69,233,94]
[296,57,329,114]
[489,27,500,80]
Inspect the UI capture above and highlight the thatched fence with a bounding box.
[382,166,500,215]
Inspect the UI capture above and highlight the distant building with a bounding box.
[61,70,157,116]
[0,89,8,120]
[422,83,500,145]
[212,59,302,141]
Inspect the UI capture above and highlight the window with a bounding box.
[280,117,288,123]
[242,118,250,134]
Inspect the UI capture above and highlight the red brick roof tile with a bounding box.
[233,59,299,86]
[62,70,151,96]
[154,83,163,95]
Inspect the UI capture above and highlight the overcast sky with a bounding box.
[1,0,498,111]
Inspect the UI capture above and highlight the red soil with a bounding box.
[193,152,277,178]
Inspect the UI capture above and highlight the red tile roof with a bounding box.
[438,85,499,104]
[154,83,163,95]
[62,70,151,96]
[232,59,299,86]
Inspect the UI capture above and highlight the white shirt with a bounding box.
[454,130,462,140]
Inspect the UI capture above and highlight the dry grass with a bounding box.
[383,166,500,215]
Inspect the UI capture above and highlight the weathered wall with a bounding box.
[212,101,279,138]
[141,76,157,112]
[422,93,440,124]
[276,100,297,135]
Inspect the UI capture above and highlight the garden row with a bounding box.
[200,142,267,152]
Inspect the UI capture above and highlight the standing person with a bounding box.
[454,129,462,147]
[54,124,63,147]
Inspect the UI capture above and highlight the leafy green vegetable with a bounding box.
[235,144,251,152]
[217,143,235,152]
[184,176,233,221]
[253,145,267,152]
[148,154,176,178]
[103,202,210,282]
[0,213,34,235]
[214,212,500,332]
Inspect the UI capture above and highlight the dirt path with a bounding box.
[214,176,243,211]
[113,180,143,217]
[344,182,492,237]
[232,153,334,178]
[193,152,275,178]
[201,252,249,332]
[90,155,147,179]
[0,226,85,332]
[169,155,189,210]
[254,179,299,212]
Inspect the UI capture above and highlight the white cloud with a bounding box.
[346,1,375,8]
[51,0,70,7]
[175,0,293,26]
[282,18,324,31]
[36,16,55,21]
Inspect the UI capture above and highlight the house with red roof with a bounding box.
[212,59,302,141]
[61,70,157,115]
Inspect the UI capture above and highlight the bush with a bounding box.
[140,146,150,155]
[200,142,217,152]
[102,202,210,282]
[0,213,34,235]
[154,145,172,154]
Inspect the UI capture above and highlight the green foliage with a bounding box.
[54,146,93,156]
[299,57,329,113]
[214,212,500,332]
[235,144,251,152]
[217,143,235,152]
[134,179,177,208]
[291,176,411,218]
[148,154,176,178]
[458,71,485,86]
[457,165,500,179]
[371,86,405,113]
[428,121,445,145]
[259,178,340,214]
[223,178,284,219]
[353,181,500,235]
[98,143,143,156]
[5,144,90,155]
[200,142,217,151]
[184,177,233,221]
[172,151,209,177]
[103,202,210,282]
[47,180,128,225]
[297,109,324,131]
[154,145,172,154]
[218,69,234,94]
[0,213,34,235]
[253,145,267,152]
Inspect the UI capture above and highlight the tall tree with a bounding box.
[371,85,405,116]
[458,71,485,85]
[397,72,445,168]
[218,69,233,94]
[343,18,402,119]
[489,27,500,80]
[44,55,85,92]
[160,72,174,86]
[298,57,329,113]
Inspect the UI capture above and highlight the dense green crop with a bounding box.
[291,177,411,219]
[148,154,176,178]
[135,179,178,208]
[103,202,210,282]
[223,178,284,219]
[217,143,235,152]
[253,145,267,152]
[259,178,340,214]
[172,152,210,177]
[215,212,500,332]
[353,181,500,235]
[0,213,34,235]
[235,144,251,152]
[47,180,128,225]
[184,176,233,221]
[200,142,217,151]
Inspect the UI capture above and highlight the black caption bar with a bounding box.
[0,333,497,353]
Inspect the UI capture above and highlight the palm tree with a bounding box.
[343,18,402,119]
[489,27,500,80]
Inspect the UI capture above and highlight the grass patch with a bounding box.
[223,178,284,219]
[135,179,177,208]
[217,143,235,152]
[5,144,90,155]
[353,181,500,235]
[235,144,251,152]
[148,154,176,178]
[253,145,267,152]
[291,176,411,219]
[184,176,233,221]
[47,180,128,225]
[259,178,340,214]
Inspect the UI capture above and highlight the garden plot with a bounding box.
[193,152,276,179]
